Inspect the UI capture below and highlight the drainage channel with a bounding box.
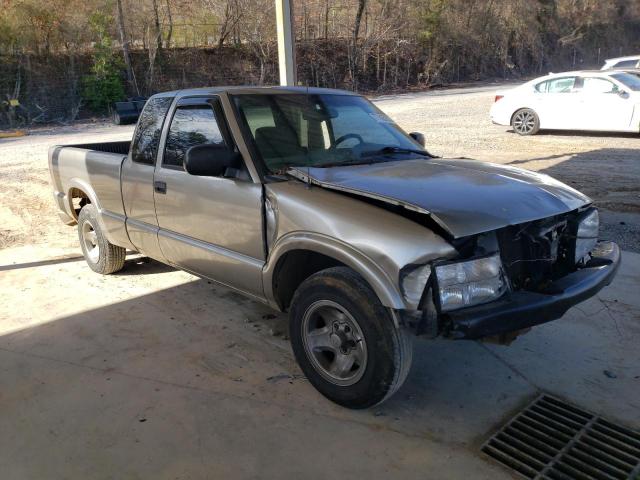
[482,394,640,480]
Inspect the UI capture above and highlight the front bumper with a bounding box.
[445,241,621,339]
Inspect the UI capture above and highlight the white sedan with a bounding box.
[490,70,640,135]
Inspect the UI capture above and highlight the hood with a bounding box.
[288,158,591,238]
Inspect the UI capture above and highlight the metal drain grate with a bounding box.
[482,394,640,480]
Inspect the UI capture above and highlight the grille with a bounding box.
[482,394,640,480]
[497,215,575,291]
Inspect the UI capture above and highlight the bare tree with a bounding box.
[115,0,138,94]
[165,0,174,48]
[349,0,367,89]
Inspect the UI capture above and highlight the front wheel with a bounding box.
[511,108,540,135]
[289,267,412,409]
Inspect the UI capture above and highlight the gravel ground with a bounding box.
[0,82,639,251]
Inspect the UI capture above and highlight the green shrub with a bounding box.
[81,12,124,113]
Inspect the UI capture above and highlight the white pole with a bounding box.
[275,0,297,86]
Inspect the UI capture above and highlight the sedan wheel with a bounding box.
[512,108,540,135]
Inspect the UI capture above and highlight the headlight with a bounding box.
[435,253,507,312]
[400,264,431,308]
[575,209,599,263]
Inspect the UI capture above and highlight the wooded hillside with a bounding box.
[1,0,639,126]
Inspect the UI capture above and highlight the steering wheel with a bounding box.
[332,133,364,149]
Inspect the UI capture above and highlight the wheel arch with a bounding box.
[263,232,405,312]
[510,106,538,125]
[67,178,102,221]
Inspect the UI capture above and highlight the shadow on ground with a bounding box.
[511,148,640,252]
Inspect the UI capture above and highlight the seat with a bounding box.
[254,126,305,161]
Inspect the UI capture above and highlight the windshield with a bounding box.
[611,72,640,91]
[232,93,423,173]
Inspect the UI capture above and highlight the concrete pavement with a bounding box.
[0,244,638,479]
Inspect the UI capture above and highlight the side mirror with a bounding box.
[618,90,630,99]
[184,144,240,177]
[409,132,426,147]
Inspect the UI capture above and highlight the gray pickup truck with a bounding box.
[49,86,620,408]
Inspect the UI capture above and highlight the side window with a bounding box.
[612,60,638,68]
[163,105,226,169]
[536,77,577,93]
[545,77,577,93]
[582,77,618,94]
[131,97,173,165]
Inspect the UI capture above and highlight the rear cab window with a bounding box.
[131,97,173,165]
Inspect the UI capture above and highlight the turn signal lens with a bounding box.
[575,209,599,263]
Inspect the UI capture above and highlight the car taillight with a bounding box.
[494,95,504,102]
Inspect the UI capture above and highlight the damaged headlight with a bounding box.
[435,253,507,312]
[575,209,599,264]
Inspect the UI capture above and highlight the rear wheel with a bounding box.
[289,267,412,409]
[512,108,540,135]
[78,204,126,274]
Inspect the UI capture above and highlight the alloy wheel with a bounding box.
[513,110,537,134]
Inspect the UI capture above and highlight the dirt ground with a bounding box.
[0,85,639,479]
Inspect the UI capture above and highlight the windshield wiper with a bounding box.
[312,158,391,168]
[361,146,435,158]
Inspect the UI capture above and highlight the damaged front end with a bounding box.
[402,207,621,342]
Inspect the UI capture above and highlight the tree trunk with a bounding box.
[350,0,367,90]
[115,0,137,95]
[152,0,162,52]
[324,0,329,39]
[165,0,173,48]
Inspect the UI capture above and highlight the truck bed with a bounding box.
[61,140,131,155]
[48,141,131,234]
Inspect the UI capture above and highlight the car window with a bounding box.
[535,77,577,93]
[234,93,419,173]
[163,105,225,169]
[611,72,640,91]
[330,105,399,146]
[581,77,618,94]
[131,97,173,165]
[612,60,639,68]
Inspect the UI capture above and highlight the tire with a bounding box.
[77,204,126,274]
[511,108,540,135]
[289,267,413,409]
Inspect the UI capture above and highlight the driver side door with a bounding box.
[577,76,635,131]
[153,96,265,298]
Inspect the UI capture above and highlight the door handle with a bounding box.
[154,181,167,194]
